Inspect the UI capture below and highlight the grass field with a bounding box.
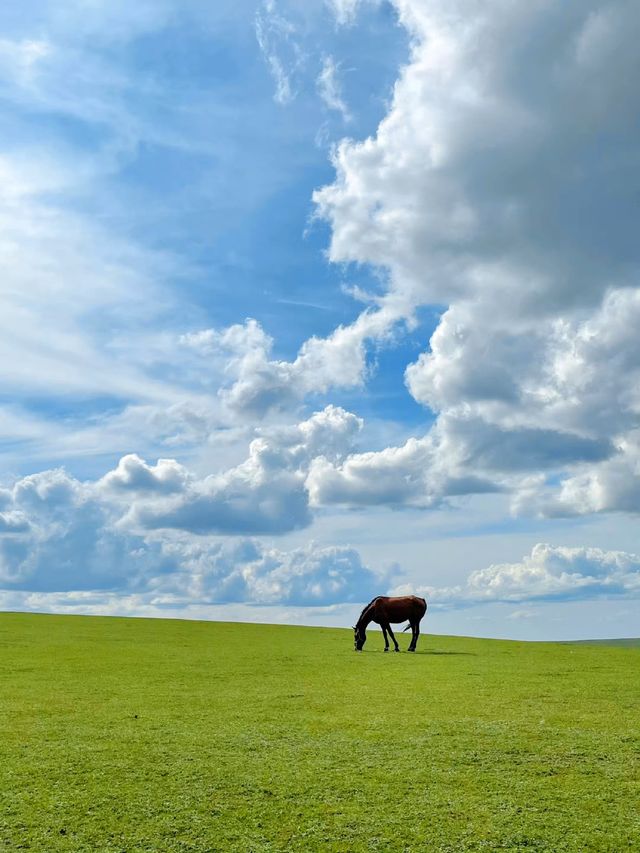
[1,613,639,852]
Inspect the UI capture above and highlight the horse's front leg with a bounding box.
[387,624,400,652]
[381,624,390,652]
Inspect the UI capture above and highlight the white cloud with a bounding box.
[0,511,30,533]
[0,151,243,474]
[317,55,351,121]
[0,458,383,606]
[305,408,612,511]
[183,312,405,418]
[310,0,640,514]
[316,0,640,311]
[513,432,640,519]
[0,36,51,86]
[124,405,361,534]
[324,0,373,27]
[406,289,640,441]
[393,543,640,606]
[99,454,192,494]
[0,153,190,403]
[308,435,440,507]
[0,354,369,598]
[255,0,304,105]
[0,468,164,591]
[153,538,382,606]
[464,544,640,603]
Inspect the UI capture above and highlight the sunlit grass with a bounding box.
[1,612,638,852]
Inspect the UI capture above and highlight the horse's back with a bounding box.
[374,594,427,623]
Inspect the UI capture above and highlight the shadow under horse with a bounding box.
[353,595,427,653]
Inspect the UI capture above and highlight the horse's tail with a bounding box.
[402,623,412,632]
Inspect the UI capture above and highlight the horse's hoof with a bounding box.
[394,648,400,653]
[384,648,389,652]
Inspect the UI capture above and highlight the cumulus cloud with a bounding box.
[393,544,640,607]
[305,409,611,510]
[182,314,403,418]
[0,461,382,605]
[0,511,30,534]
[153,539,382,607]
[465,544,640,603]
[0,403,383,606]
[513,432,640,519]
[307,433,472,508]
[407,289,640,441]
[439,415,614,473]
[310,0,640,514]
[316,0,640,311]
[99,454,191,494]
[0,404,370,606]
[0,406,369,599]
[125,406,362,534]
[0,469,168,592]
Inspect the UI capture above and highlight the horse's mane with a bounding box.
[356,596,381,625]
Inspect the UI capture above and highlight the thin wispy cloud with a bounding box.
[255,0,304,104]
[317,55,351,121]
[325,0,368,27]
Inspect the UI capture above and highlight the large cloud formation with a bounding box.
[0,406,386,605]
[313,0,640,515]
[135,0,640,517]
[2,438,638,611]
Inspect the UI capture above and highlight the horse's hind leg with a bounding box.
[386,624,400,652]
[409,621,420,652]
[381,624,390,652]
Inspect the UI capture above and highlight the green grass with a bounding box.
[1,613,639,853]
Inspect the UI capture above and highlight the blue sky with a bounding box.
[1,0,639,640]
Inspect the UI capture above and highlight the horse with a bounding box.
[353,595,427,653]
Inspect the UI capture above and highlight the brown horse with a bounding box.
[353,595,427,653]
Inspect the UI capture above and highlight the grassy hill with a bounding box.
[1,613,638,852]
[566,637,640,647]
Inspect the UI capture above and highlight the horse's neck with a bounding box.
[357,602,375,630]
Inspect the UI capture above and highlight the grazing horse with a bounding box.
[353,595,427,653]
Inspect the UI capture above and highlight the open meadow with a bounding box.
[1,612,639,852]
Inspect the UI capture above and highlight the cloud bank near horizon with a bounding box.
[2,433,639,611]
[394,544,640,609]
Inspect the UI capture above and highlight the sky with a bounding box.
[1,0,639,640]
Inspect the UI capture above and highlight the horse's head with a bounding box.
[353,624,366,651]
